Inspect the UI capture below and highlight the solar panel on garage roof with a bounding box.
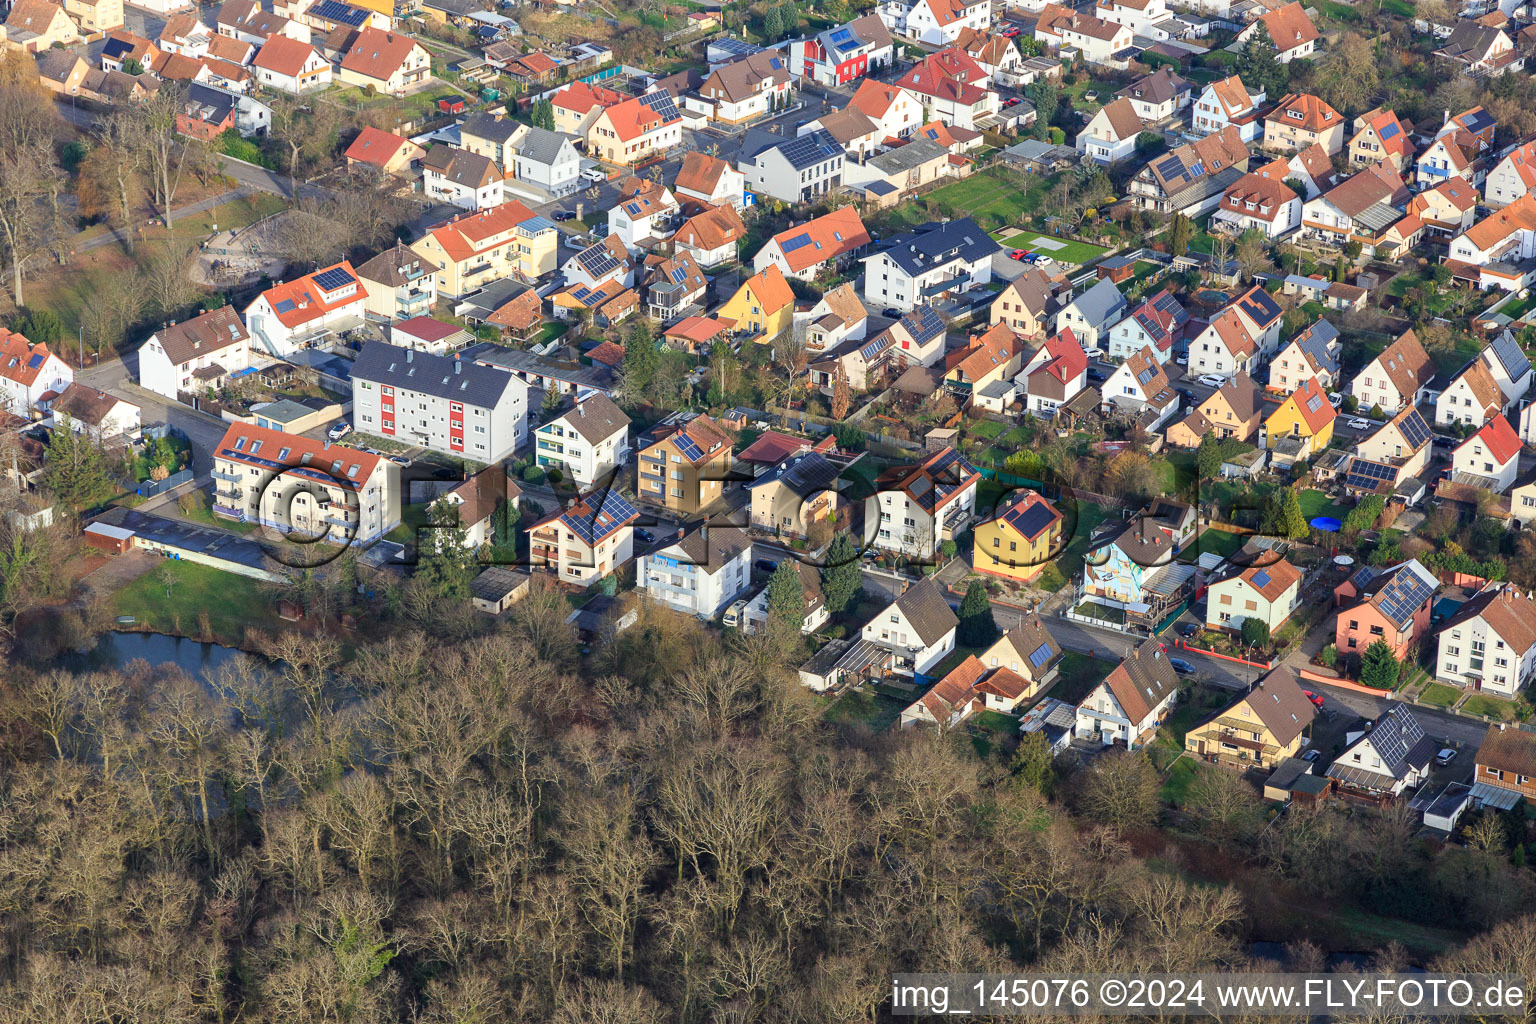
[1345,458,1394,491]
[1399,409,1431,450]
[314,266,356,291]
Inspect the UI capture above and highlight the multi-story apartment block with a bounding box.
[211,423,400,543]
[352,341,528,462]
[527,489,639,587]
[356,240,436,322]
[533,392,630,487]
[637,412,733,513]
[638,525,753,618]
[410,201,559,299]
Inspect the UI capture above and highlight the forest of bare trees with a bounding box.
[0,586,1534,1022]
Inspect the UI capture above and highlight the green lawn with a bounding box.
[824,686,906,731]
[1058,500,1113,576]
[1050,651,1118,705]
[996,232,1112,267]
[967,420,1008,440]
[1298,489,1352,522]
[179,501,260,535]
[1461,694,1519,721]
[924,169,1050,232]
[1419,682,1462,709]
[1160,756,1202,806]
[1179,527,1246,563]
[112,559,277,645]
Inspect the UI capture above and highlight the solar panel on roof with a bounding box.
[1137,367,1155,385]
[1379,122,1400,141]
[1028,643,1053,670]
[1306,393,1323,413]
[1252,570,1271,589]
[27,353,43,368]
[275,299,297,313]
[1345,458,1394,491]
[670,266,688,284]
[572,286,593,303]
[1399,409,1431,450]
[782,233,815,253]
[674,433,704,461]
[1488,330,1531,380]
[829,27,851,41]
[314,266,355,291]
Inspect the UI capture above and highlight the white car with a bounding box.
[327,421,352,441]
[1327,391,1343,408]
[1175,354,1188,365]
[1035,254,1055,268]
[581,167,608,183]
[1196,374,1226,388]
[1348,417,1372,430]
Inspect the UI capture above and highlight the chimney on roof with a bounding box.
[323,439,331,450]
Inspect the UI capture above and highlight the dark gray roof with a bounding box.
[92,506,270,573]
[1292,317,1340,374]
[515,124,573,165]
[750,450,841,499]
[870,218,999,276]
[471,566,530,601]
[868,138,948,174]
[891,577,959,648]
[472,344,618,392]
[185,83,236,125]
[549,391,628,444]
[1488,329,1532,383]
[667,524,752,575]
[739,128,843,170]
[1331,705,1435,782]
[1067,277,1127,325]
[353,340,517,408]
[460,111,519,144]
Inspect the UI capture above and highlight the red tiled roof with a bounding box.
[345,125,413,167]
[1470,414,1521,465]
[339,28,421,83]
[252,34,319,77]
[0,329,55,387]
[767,206,870,273]
[257,261,365,329]
[422,201,541,264]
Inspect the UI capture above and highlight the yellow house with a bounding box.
[410,201,559,299]
[973,489,1063,584]
[1184,666,1316,770]
[717,263,795,343]
[4,0,81,51]
[1263,375,1335,463]
[637,412,734,514]
[63,0,122,34]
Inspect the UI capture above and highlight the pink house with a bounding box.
[1334,559,1438,663]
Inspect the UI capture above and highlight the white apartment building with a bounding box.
[638,525,753,618]
[533,392,630,487]
[0,329,73,417]
[1436,585,1536,697]
[351,341,528,462]
[860,216,998,312]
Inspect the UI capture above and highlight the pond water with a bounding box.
[66,631,248,683]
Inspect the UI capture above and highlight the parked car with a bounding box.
[1003,96,1021,107]
[1327,391,1343,408]
[552,210,576,222]
[635,528,654,544]
[1086,368,1106,382]
[1001,24,1022,36]
[327,421,353,441]
[581,167,608,183]
[1302,690,1325,708]
[1169,657,1196,675]
[1432,435,1457,448]
[881,307,902,318]
[1176,622,1199,638]
[1196,374,1226,388]
[388,455,410,467]
[1034,255,1055,267]
[1347,417,1372,430]
[1175,354,1188,365]
[754,558,778,574]
[1301,749,1321,763]
[1008,248,1028,260]
[1435,747,1458,766]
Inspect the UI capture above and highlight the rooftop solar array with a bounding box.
[275,299,297,314]
[560,490,638,545]
[1003,499,1059,540]
[576,242,621,279]
[901,305,945,344]
[1251,570,1271,589]
[314,265,356,292]
[1028,643,1053,670]
[1379,121,1400,141]
[1238,288,1281,324]
[782,233,815,253]
[1345,457,1394,492]
[1376,566,1434,627]
[670,266,688,284]
[312,0,368,26]
[673,432,704,461]
[775,130,843,170]
[1306,392,1324,413]
[1488,329,1532,381]
[1367,707,1425,773]
[1348,565,1378,589]
[1398,409,1432,450]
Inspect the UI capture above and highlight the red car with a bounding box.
[1303,690,1325,708]
[1003,96,1021,107]
[1008,248,1029,260]
[1001,24,1022,35]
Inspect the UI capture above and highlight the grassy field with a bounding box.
[924,169,1052,231]
[998,232,1112,267]
[1179,527,1246,562]
[1057,499,1113,573]
[1419,682,1462,709]
[1461,693,1519,721]
[112,559,278,644]
[1160,756,1202,805]
[1298,489,1352,522]
[824,686,906,731]
[178,501,260,535]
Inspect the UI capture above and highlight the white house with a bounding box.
[1234,2,1318,62]
[136,305,252,400]
[867,446,980,559]
[1448,192,1536,287]
[1484,140,1536,208]
[243,261,368,357]
[1212,173,1301,238]
[860,217,997,312]
[609,179,680,249]
[880,0,991,46]
[1107,288,1187,364]
[50,383,141,442]
[742,561,830,634]
[1019,328,1088,417]
[1076,96,1144,164]
[1351,330,1435,415]
[1270,318,1340,394]
[422,147,506,212]
[1101,344,1178,428]
[860,577,959,676]
[1205,557,1303,634]
[1035,3,1134,65]
[638,525,753,619]
[848,78,926,142]
[1435,584,1536,697]
[1074,638,1180,749]
[249,35,330,93]
[673,151,747,210]
[1191,74,1265,141]
[351,341,528,462]
[1435,358,1507,429]
[0,329,72,417]
[1436,332,1529,427]
[1451,415,1521,493]
[1326,707,1434,799]
[1096,0,1170,35]
[1054,277,1127,353]
[533,391,630,487]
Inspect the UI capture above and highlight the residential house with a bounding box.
[1205,554,1304,633]
[643,251,707,320]
[551,80,625,139]
[174,83,238,141]
[1434,21,1519,77]
[1212,173,1301,238]
[1436,583,1536,698]
[587,92,684,168]
[1405,178,1478,237]
[388,316,472,355]
[1300,161,1414,253]
[426,465,519,553]
[1169,371,1263,446]
[1079,497,1196,622]
[1127,126,1250,215]
[351,341,529,461]
[748,450,848,539]
[337,29,429,96]
[481,288,544,344]
[1053,277,1126,353]
[1076,96,1143,164]
[1187,307,1255,379]
[157,13,212,56]
[422,146,505,211]
[5,0,80,52]
[879,0,991,46]
[1326,706,1434,800]
[344,126,425,176]
[848,78,926,141]
[64,0,122,34]
[561,234,634,294]
[1416,123,1490,191]
[788,12,895,85]
[411,201,559,298]
[1483,330,1533,407]
[1033,3,1133,66]
[672,203,747,269]
[1273,143,1339,199]
[1101,344,1177,429]
[1334,559,1438,663]
[1095,0,1171,35]
[1484,138,1536,208]
[1107,288,1188,364]
[1185,666,1316,769]
[1450,415,1521,494]
[527,489,639,588]
[1262,93,1345,155]
[100,30,160,72]
[501,50,561,86]
[990,268,1055,338]
[811,305,949,391]
[752,206,870,281]
[609,178,680,248]
[801,282,868,353]
[1018,327,1088,417]
[211,423,400,542]
[742,560,830,635]
[860,577,959,677]
[243,261,367,356]
[736,127,844,203]
[945,321,1021,408]
[717,264,795,342]
[638,525,753,619]
[356,240,436,321]
[458,113,581,195]
[549,279,638,329]
[687,49,795,125]
[976,620,1063,706]
[1351,329,1434,415]
[34,50,88,97]
[1116,66,1191,123]
[251,35,330,91]
[868,446,979,559]
[952,25,1022,81]
[1074,638,1180,749]
[1235,1,1317,62]
[217,0,309,45]
[136,306,250,400]
[802,106,884,163]
[1448,192,1536,290]
[673,151,746,210]
[1190,74,1265,141]
[1269,318,1341,394]
[51,382,140,443]
[637,411,733,514]
[899,656,986,728]
[973,489,1063,583]
[841,139,954,202]
[861,217,998,312]
[1348,107,1414,172]
[1435,358,1506,428]
[895,48,999,129]
[1473,726,1536,805]
[1263,375,1335,465]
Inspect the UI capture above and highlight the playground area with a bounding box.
[192,212,289,287]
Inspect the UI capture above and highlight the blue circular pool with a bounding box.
[1310,516,1342,532]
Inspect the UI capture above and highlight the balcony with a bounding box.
[212,503,246,522]
[215,487,244,502]
[463,262,496,279]
[212,469,241,483]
